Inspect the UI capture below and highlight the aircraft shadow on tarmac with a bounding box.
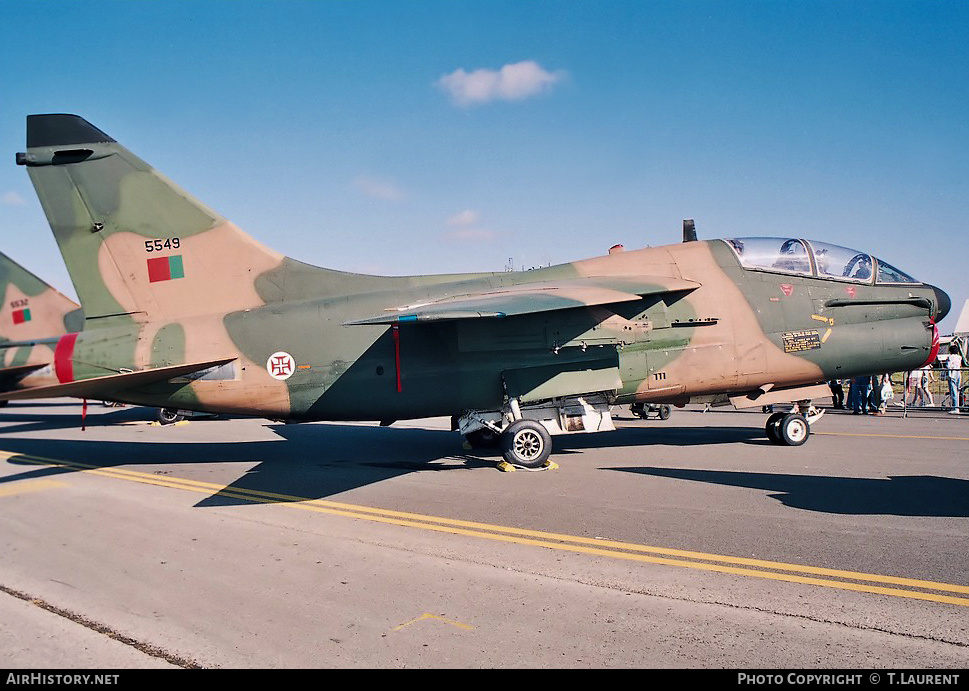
[0,421,498,506]
[0,410,769,500]
[0,405,155,433]
[611,467,969,518]
[556,421,767,451]
[5,411,962,517]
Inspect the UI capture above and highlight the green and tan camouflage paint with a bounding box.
[0,251,81,386]
[9,114,944,422]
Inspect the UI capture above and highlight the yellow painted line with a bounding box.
[4,450,969,607]
[0,478,67,497]
[393,613,474,632]
[815,432,969,442]
[821,327,832,343]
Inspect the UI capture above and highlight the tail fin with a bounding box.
[0,251,82,343]
[18,114,284,326]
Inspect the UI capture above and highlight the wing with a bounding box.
[344,276,700,325]
[0,358,236,401]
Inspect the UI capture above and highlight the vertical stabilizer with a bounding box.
[0,251,82,342]
[18,114,285,326]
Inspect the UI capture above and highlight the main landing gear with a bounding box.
[457,394,615,469]
[461,416,555,469]
[156,407,185,425]
[765,401,823,446]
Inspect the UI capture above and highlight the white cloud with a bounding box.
[1,191,25,206]
[442,228,497,243]
[446,209,480,227]
[353,176,406,201]
[436,61,567,107]
[443,209,494,242]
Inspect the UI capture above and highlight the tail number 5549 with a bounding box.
[145,238,181,252]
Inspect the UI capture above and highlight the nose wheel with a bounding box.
[766,412,810,446]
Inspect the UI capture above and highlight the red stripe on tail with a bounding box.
[54,333,78,383]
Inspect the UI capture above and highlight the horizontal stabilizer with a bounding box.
[0,363,49,390]
[0,358,235,402]
[345,276,700,325]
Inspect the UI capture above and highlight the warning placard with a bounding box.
[782,330,821,353]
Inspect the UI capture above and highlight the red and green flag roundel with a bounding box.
[12,308,31,324]
[147,255,185,283]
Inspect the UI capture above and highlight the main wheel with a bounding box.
[465,427,501,449]
[657,404,672,420]
[501,420,552,469]
[765,412,786,443]
[779,413,810,446]
[157,408,185,425]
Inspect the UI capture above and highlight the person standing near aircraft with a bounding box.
[828,379,844,409]
[946,343,962,414]
[913,365,935,407]
[871,374,893,415]
[851,375,871,414]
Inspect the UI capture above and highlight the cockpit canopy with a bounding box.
[722,238,919,285]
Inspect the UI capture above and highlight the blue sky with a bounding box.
[1,0,966,329]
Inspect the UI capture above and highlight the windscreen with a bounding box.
[724,238,813,276]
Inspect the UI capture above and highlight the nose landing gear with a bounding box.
[765,401,822,446]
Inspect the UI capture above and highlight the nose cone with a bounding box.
[929,284,951,321]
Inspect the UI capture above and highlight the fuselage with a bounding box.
[39,238,943,421]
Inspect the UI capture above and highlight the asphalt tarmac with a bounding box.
[1,400,967,669]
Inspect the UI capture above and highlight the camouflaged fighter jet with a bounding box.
[0,251,83,403]
[5,114,951,467]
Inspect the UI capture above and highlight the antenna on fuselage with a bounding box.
[683,219,697,242]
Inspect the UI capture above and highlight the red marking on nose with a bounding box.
[922,319,940,367]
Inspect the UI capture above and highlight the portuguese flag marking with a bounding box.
[12,308,31,324]
[147,255,185,283]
